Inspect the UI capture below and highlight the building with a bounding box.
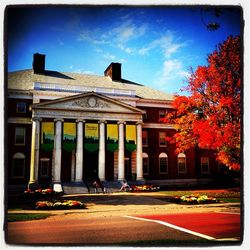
[7,53,219,191]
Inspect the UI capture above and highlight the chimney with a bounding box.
[104,63,121,81]
[33,53,46,74]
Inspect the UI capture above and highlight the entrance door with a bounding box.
[125,157,132,180]
[84,150,98,181]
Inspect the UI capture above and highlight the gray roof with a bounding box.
[8,69,173,101]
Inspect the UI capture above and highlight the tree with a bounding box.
[163,36,241,170]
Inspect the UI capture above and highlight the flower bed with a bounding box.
[167,194,219,204]
[35,200,86,210]
[129,185,160,192]
[24,188,62,197]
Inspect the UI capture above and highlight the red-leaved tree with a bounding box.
[163,36,241,170]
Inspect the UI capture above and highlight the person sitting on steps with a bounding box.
[93,178,105,193]
[119,180,130,191]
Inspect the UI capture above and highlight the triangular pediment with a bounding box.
[32,92,144,115]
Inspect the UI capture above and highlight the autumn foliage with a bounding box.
[164,36,241,170]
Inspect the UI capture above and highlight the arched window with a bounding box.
[159,152,168,174]
[142,152,149,175]
[12,153,25,178]
[177,153,186,173]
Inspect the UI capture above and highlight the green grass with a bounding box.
[159,190,240,199]
[8,213,52,222]
[217,197,240,203]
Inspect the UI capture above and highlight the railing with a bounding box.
[33,82,136,97]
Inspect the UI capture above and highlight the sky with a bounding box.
[6,5,242,94]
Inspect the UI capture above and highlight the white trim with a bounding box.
[8,117,32,124]
[143,123,174,129]
[8,90,33,99]
[136,102,172,108]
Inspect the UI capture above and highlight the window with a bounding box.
[40,158,50,177]
[201,157,210,173]
[178,153,186,173]
[143,111,147,120]
[16,102,26,113]
[159,132,167,147]
[15,127,26,145]
[159,152,168,174]
[159,110,166,119]
[142,152,149,175]
[142,130,148,147]
[12,153,25,178]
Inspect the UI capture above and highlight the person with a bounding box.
[119,180,130,191]
[93,178,105,193]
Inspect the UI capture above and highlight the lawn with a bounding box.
[159,189,240,203]
[8,213,52,222]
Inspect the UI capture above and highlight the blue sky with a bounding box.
[7,6,241,94]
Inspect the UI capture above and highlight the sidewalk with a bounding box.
[7,192,241,217]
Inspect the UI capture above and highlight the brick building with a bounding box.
[7,53,219,191]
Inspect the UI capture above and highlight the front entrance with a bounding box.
[125,157,132,180]
[84,150,98,181]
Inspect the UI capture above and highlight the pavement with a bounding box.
[6,192,242,245]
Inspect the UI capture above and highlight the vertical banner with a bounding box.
[85,123,99,152]
[125,125,137,152]
[107,124,118,152]
[41,122,54,152]
[63,122,76,152]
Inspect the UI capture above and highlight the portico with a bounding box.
[28,92,145,188]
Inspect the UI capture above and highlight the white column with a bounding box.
[118,121,125,181]
[75,119,85,182]
[136,122,144,181]
[53,118,63,183]
[98,120,106,181]
[29,117,41,187]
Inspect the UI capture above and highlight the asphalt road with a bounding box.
[7,214,207,245]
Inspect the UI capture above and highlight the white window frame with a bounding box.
[40,158,50,177]
[159,152,168,174]
[12,152,25,178]
[159,110,166,119]
[142,130,148,147]
[201,157,210,174]
[16,102,27,113]
[142,152,149,175]
[15,127,26,145]
[177,153,187,174]
[159,131,167,147]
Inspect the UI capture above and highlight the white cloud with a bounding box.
[153,59,189,93]
[138,32,186,58]
[58,39,64,46]
[112,20,147,43]
[104,53,116,60]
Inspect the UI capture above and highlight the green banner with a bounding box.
[126,125,136,152]
[41,122,54,152]
[63,122,76,152]
[107,124,118,152]
[85,123,99,152]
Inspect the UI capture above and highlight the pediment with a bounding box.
[32,92,144,115]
